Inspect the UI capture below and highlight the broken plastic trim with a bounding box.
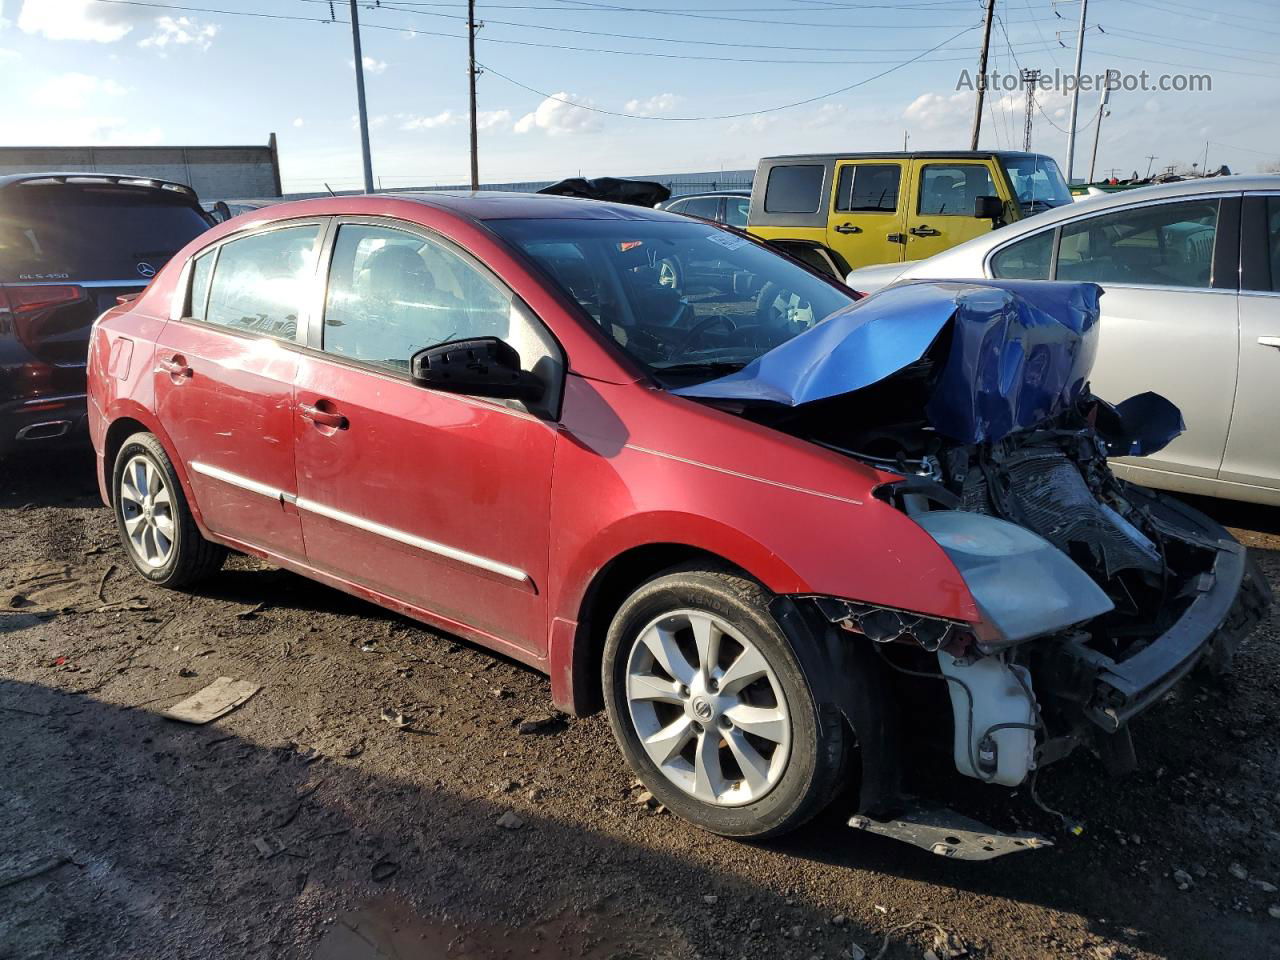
[849,803,1053,860]
[810,596,969,652]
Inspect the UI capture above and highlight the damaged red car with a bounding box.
[86,193,1269,850]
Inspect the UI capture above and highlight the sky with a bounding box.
[1,0,1278,193]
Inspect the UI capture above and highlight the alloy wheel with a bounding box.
[625,609,792,806]
[118,454,176,568]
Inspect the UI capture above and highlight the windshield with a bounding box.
[1000,155,1073,213]
[489,218,856,382]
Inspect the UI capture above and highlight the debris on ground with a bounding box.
[161,677,261,724]
[515,714,562,735]
[379,708,410,730]
[495,811,524,831]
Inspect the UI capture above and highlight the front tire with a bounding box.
[111,432,226,587]
[602,567,847,838]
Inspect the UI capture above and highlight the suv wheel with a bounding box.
[112,432,226,587]
[602,567,847,838]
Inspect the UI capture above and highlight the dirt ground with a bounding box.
[1,450,1277,960]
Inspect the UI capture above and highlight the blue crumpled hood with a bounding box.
[674,279,1111,444]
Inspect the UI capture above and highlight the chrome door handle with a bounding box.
[909,225,941,238]
[1258,336,1280,349]
[299,402,349,430]
[158,355,192,378]
[834,222,862,235]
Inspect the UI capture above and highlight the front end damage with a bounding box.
[679,280,1271,853]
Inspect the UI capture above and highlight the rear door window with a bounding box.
[724,197,750,228]
[1056,199,1219,287]
[188,250,215,320]
[680,197,722,221]
[834,164,901,212]
[764,165,825,214]
[0,183,211,282]
[202,225,320,341]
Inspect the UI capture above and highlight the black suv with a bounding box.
[0,174,212,454]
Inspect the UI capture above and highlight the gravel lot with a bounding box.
[1,450,1277,960]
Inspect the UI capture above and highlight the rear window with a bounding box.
[0,183,210,282]
[763,165,825,214]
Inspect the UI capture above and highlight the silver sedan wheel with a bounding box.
[625,609,792,807]
[118,454,176,569]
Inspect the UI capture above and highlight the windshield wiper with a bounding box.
[652,360,749,375]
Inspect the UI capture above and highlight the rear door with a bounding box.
[154,220,326,561]
[1050,195,1239,482]
[826,160,907,269]
[905,160,1001,260]
[292,219,560,653]
[1220,193,1280,493]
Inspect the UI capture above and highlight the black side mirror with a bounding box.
[410,337,543,402]
[974,195,1004,221]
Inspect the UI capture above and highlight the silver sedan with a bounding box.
[845,176,1280,507]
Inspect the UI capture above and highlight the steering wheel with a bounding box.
[677,314,738,353]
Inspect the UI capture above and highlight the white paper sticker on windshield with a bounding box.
[706,232,749,252]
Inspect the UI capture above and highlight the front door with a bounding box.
[904,160,1000,261]
[1221,194,1280,492]
[292,220,560,653]
[153,221,325,560]
[826,160,907,269]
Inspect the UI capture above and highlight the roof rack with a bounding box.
[3,172,197,197]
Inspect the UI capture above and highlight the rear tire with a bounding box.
[602,566,848,838]
[111,432,226,588]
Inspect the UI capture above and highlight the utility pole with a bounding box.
[348,0,375,194]
[1063,0,1088,183]
[1144,155,1157,179]
[1087,77,1111,183]
[969,0,996,150]
[468,0,481,191]
[1021,68,1041,151]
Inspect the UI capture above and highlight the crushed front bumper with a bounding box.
[1056,537,1270,733]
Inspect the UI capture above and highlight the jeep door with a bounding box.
[904,160,1002,261]
[825,160,908,269]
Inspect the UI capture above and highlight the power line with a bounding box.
[368,0,990,52]
[1110,0,1280,38]
[94,0,991,65]
[1087,46,1280,81]
[475,23,981,121]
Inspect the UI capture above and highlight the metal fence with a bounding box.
[276,169,755,203]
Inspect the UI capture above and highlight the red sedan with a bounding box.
[87,192,1266,845]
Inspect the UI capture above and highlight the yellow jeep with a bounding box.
[746,151,1073,277]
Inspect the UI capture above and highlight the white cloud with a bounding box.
[903,91,970,130]
[139,15,218,53]
[17,0,147,42]
[514,93,601,136]
[32,73,128,110]
[477,109,512,131]
[0,114,162,146]
[350,114,388,130]
[624,93,679,117]
[805,103,847,129]
[0,48,17,60]
[293,117,304,128]
[400,110,457,131]
[349,55,387,74]
[727,115,779,135]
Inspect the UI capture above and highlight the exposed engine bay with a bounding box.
[679,280,1271,818]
